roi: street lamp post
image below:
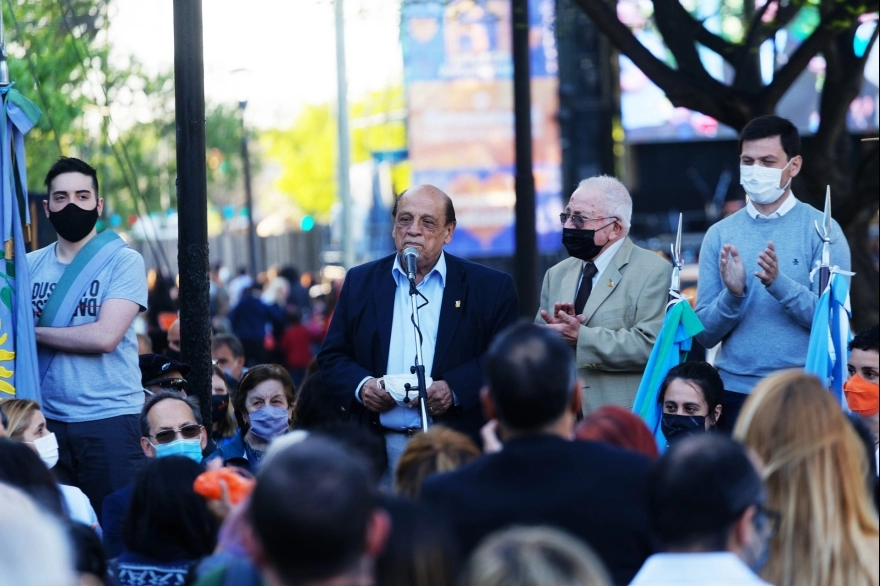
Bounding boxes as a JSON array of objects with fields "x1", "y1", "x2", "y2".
[{"x1": 233, "y1": 68, "x2": 259, "y2": 278}]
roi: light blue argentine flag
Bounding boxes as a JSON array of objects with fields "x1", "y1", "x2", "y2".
[
  {"x1": 805, "y1": 272, "x2": 852, "y2": 408},
  {"x1": 0, "y1": 85, "x2": 41, "y2": 401}
]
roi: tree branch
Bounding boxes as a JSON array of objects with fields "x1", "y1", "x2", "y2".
[
  {"x1": 571, "y1": 0, "x2": 682, "y2": 89},
  {"x1": 571, "y1": 0, "x2": 749, "y2": 126},
  {"x1": 758, "y1": 9, "x2": 842, "y2": 108},
  {"x1": 694, "y1": 23, "x2": 739, "y2": 63},
  {"x1": 653, "y1": 0, "x2": 711, "y2": 79}
]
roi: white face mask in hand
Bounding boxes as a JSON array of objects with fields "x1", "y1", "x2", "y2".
[
  {"x1": 740, "y1": 159, "x2": 792, "y2": 205},
  {"x1": 27, "y1": 432, "x2": 60, "y2": 469}
]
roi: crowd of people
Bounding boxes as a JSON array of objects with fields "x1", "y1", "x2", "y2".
[{"x1": 0, "y1": 114, "x2": 878, "y2": 586}]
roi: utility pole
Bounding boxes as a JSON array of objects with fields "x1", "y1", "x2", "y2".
[
  {"x1": 335, "y1": 0, "x2": 355, "y2": 270},
  {"x1": 233, "y1": 73, "x2": 259, "y2": 279},
  {"x1": 512, "y1": 0, "x2": 538, "y2": 316},
  {"x1": 173, "y1": 0, "x2": 212, "y2": 428}
]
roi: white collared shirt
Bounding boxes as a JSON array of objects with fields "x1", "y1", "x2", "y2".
[
  {"x1": 745, "y1": 192, "x2": 798, "y2": 220},
  {"x1": 576, "y1": 237, "x2": 626, "y2": 296},
  {"x1": 628, "y1": 552, "x2": 772, "y2": 586}
]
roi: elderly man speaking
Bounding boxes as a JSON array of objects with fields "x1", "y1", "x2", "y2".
[
  {"x1": 537, "y1": 176, "x2": 671, "y2": 413},
  {"x1": 319, "y1": 184, "x2": 519, "y2": 473}
]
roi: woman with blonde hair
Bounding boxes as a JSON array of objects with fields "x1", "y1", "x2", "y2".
[
  {"x1": 734, "y1": 370, "x2": 879, "y2": 586},
  {"x1": 0, "y1": 399, "x2": 99, "y2": 530}
]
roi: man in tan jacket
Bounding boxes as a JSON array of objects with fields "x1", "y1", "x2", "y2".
[{"x1": 536, "y1": 176, "x2": 671, "y2": 413}]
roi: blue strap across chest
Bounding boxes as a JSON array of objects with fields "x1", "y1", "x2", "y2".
[{"x1": 37, "y1": 230, "x2": 127, "y2": 381}]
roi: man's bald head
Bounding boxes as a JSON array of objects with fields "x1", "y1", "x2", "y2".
[{"x1": 392, "y1": 185, "x2": 456, "y2": 226}]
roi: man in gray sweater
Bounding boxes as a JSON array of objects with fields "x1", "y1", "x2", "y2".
[{"x1": 695, "y1": 115, "x2": 850, "y2": 430}]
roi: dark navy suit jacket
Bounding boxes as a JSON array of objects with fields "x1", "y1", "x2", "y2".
[
  {"x1": 101, "y1": 483, "x2": 133, "y2": 559},
  {"x1": 420, "y1": 435, "x2": 654, "y2": 586},
  {"x1": 317, "y1": 252, "x2": 519, "y2": 439}
]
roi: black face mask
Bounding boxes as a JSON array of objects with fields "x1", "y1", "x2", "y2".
[
  {"x1": 562, "y1": 226, "x2": 610, "y2": 261},
  {"x1": 661, "y1": 414, "x2": 707, "y2": 445},
  {"x1": 48, "y1": 203, "x2": 99, "y2": 243},
  {"x1": 165, "y1": 348, "x2": 182, "y2": 362},
  {"x1": 211, "y1": 394, "x2": 229, "y2": 423}
]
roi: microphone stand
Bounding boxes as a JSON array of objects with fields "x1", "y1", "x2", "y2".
[{"x1": 407, "y1": 276, "x2": 431, "y2": 433}]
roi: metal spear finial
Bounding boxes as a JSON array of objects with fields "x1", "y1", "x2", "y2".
[{"x1": 669, "y1": 213, "x2": 683, "y2": 299}]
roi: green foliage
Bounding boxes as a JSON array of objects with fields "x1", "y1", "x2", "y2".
[
  {"x1": 263, "y1": 86, "x2": 407, "y2": 218},
  {"x1": 4, "y1": 0, "x2": 254, "y2": 220},
  {"x1": 4, "y1": 0, "x2": 107, "y2": 191}
]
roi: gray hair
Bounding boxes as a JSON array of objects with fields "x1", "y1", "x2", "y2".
[
  {"x1": 140, "y1": 391, "x2": 203, "y2": 438},
  {"x1": 577, "y1": 175, "x2": 632, "y2": 233}
]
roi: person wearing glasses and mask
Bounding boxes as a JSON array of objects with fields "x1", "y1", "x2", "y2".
[
  {"x1": 139, "y1": 353, "x2": 191, "y2": 399},
  {"x1": 630, "y1": 434, "x2": 778, "y2": 586},
  {"x1": 101, "y1": 392, "x2": 208, "y2": 559},
  {"x1": 537, "y1": 175, "x2": 671, "y2": 413},
  {"x1": 695, "y1": 116, "x2": 850, "y2": 431}
]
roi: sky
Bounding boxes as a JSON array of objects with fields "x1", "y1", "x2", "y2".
[{"x1": 107, "y1": 0, "x2": 405, "y2": 129}]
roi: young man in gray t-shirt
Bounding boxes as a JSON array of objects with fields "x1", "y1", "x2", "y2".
[{"x1": 28, "y1": 157, "x2": 148, "y2": 518}]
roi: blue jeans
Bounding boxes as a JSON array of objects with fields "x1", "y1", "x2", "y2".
[{"x1": 382, "y1": 429, "x2": 417, "y2": 491}]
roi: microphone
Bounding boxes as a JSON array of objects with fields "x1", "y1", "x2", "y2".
[{"x1": 403, "y1": 247, "x2": 419, "y2": 283}]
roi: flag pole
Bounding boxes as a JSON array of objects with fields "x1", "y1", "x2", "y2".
[
  {"x1": 813, "y1": 186, "x2": 832, "y2": 293},
  {"x1": 1, "y1": 8, "x2": 10, "y2": 260},
  {"x1": 668, "y1": 213, "x2": 683, "y2": 305},
  {"x1": 0, "y1": 8, "x2": 9, "y2": 87}
]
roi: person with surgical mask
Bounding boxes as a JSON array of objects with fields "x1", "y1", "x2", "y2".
[
  {"x1": 0, "y1": 399, "x2": 100, "y2": 531},
  {"x1": 695, "y1": 115, "x2": 851, "y2": 432},
  {"x1": 208, "y1": 364, "x2": 295, "y2": 472},
  {"x1": 102, "y1": 391, "x2": 209, "y2": 559},
  {"x1": 845, "y1": 324, "x2": 879, "y2": 474}
]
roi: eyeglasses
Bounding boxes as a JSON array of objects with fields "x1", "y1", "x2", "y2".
[
  {"x1": 149, "y1": 378, "x2": 189, "y2": 392},
  {"x1": 753, "y1": 503, "x2": 781, "y2": 541},
  {"x1": 149, "y1": 423, "x2": 203, "y2": 445},
  {"x1": 559, "y1": 213, "x2": 617, "y2": 230}
]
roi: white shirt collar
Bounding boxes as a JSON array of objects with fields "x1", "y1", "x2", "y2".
[
  {"x1": 629, "y1": 552, "x2": 772, "y2": 586},
  {"x1": 746, "y1": 192, "x2": 798, "y2": 220},
  {"x1": 585, "y1": 236, "x2": 626, "y2": 276},
  {"x1": 392, "y1": 250, "x2": 447, "y2": 288}
]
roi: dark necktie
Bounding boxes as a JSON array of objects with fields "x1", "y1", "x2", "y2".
[{"x1": 574, "y1": 262, "x2": 598, "y2": 316}]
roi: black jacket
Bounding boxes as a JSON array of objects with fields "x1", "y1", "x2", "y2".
[{"x1": 420, "y1": 434, "x2": 654, "y2": 586}]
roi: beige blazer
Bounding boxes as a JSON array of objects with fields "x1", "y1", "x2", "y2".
[{"x1": 535, "y1": 237, "x2": 672, "y2": 413}]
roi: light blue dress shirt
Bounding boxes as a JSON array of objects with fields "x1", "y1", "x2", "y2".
[{"x1": 355, "y1": 252, "x2": 447, "y2": 430}]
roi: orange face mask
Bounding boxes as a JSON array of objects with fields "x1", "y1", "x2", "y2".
[{"x1": 843, "y1": 374, "x2": 880, "y2": 417}]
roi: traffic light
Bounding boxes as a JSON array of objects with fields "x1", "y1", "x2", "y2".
[{"x1": 300, "y1": 215, "x2": 315, "y2": 231}]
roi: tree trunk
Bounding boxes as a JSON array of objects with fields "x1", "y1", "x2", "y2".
[{"x1": 796, "y1": 30, "x2": 879, "y2": 330}]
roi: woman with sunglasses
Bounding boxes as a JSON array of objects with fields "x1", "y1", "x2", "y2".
[
  {"x1": 210, "y1": 364, "x2": 296, "y2": 472},
  {"x1": 0, "y1": 399, "x2": 100, "y2": 531},
  {"x1": 734, "y1": 371, "x2": 879, "y2": 586}
]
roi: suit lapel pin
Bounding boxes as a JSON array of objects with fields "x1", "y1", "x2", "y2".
[
  {"x1": 455, "y1": 300, "x2": 461, "y2": 308},
  {"x1": 607, "y1": 280, "x2": 614, "y2": 288}
]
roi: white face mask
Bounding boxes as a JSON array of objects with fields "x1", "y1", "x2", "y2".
[
  {"x1": 27, "y1": 432, "x2": 59, "y2": 469},
  {"x1": 740, "y1": 159, "x2": 793, "y2": 205}
]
